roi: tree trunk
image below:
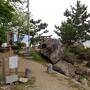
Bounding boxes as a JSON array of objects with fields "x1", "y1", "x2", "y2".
[{"x1": 0, "y1": 42, "x2": 2, "y2": 47}]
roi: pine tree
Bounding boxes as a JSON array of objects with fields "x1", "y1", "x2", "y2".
[
  {"x1": 30, "y1": 19, "x2": 48, "y2": 46},
  {"x1": 55, "y1": 0, "x2": 90, "y2": 46}
]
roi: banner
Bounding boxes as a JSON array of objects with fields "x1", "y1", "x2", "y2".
[{"x1": 9, "y1": 56, "x2": 18, "y2": 69}]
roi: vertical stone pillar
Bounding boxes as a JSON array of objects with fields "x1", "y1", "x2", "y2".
[
  {"x1": 47, "y1": 64, "x2": 53, "y2": 73},
  {"x1": 25, "y1": 68, "x2": 31, "y2": 79}
]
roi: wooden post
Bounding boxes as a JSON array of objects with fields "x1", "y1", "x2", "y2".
[
  {"x1": 2, "y1": 58, "x2": 5, "y2": 81},
  {"x1": 9, "y1": 45, "x2": 12, "y2": 75},
  {"x1": 15, "y1": 68, "x2": 18, "y2": 75},
  {"x1": 9, "y1": 45, "x2": 12, "y2": 56}
]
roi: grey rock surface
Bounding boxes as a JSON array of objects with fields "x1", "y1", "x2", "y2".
[
  {"x1": 40, "y1": 38, "x2": 64, "y2": 64},
  {"x1": 53, "y1": 60, "x2": 76, "y2": 77}
]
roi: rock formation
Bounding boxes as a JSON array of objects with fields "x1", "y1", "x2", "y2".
[
  {"x1": 39, "y1": 37, "x2": 90, "y2": 83},
  {"x1": 40, "y1": 38, "x2": 64, "y2": 64}
]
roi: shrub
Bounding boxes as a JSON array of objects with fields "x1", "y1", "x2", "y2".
[
  {"x1": 63, "y1": 47, "x2": 84, "y2": 64},
  {"x1": 77, "y1": 48, "x2": 90, "y2": 61},
  {"x1": 86, "y1": 62, "x2": 90, "y2": 68},
  {"x1": 65, "y1": 47, "x2": 84, "y2": 55},
  {"x1": 63, "y1": 48, "x2": 82, "y2": 64},
  {"x1": 30, "y1": 51, "x2": 46, "y2": 64},
  {"x1": 12, "y1": 41, "x2": 25, "y2": 54},
  {"x1": 65, "y1": 47, "x2": 90, "y2": 61}
]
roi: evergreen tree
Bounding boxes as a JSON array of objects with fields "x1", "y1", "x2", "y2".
[
  {"x1": 55, "y1": 0, "x2": 90, "y2": 46},
  {"x1": 30, "y1": 19, "x2": 48, "y2": 45}
]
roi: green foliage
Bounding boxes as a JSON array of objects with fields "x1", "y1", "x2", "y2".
[
  {"x1": 86, "y1": 61, "x2": 90, "y2": 67},
  {"x1": 55, "y1": 0, "x2": 90, "y2": 46},
  {"x1": 63, "y1": 51, "x2": 77, "y2": 64},
  {"x1": 77, "y1": 48, "x2": 90, "y2": 60},
  {"x1": 30, "y1": 51, "x2": 46, "y2": 64},
  {"x1": 11, "y1": 12, "x2": 27, "y2": 41},
  {"x1": 63, "y1": 47, "x2": 82, "y2": 64},
  {"x1": 29, "y1": 19, "x2": 48, "y2": 46},
  {"x1": 0, "y1": 0, "x2": 15, "y2": 23},
  {"x1": 0, "y1": 73, "x2": 3, "y2": 82},
  {"x1": 0, "y1": 0, "x2": 48, "y2": 47},
  {"x1": 12, "y1": 41, "x2": 25, "y2": 54},
  {"x1": 64, "y1": 46, "x2": 90, "y2": 62},
  {"x1": 0, "y1": 0, "x2": 16, "y2": 46},
  {"x1": 65, "y1": 47, "x2": 84, "y2": 55},
  {"x1": 0, "y1": 27, "x2": 7, "y2": 46},
  {"x1": 55, "y1": 22, "x2": 77, "y2": 45}
]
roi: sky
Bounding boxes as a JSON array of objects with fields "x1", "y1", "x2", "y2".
[
  {"x1": 26, "y1": 0, "x2": 90, "y2": 47},
  {"x1": 30, "y1": 0, "x2": 90, "y2": 38}
]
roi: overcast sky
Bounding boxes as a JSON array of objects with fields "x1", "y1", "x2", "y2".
[
  {"x1": 30, "y1": 0, "x2": 90, "y2": 39},
  {"x1": 21, "y1": 0, "x2": 90, "y2": 47}
]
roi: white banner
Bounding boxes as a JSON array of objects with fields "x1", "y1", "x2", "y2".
[{"x1": 9, "y1": 56, "x2": 18, "y2": 69}]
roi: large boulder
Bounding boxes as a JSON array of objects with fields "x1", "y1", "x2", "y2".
[
  {"x1": 53, "y1": 60, "x2": 76, "y2": 77},
  {"x1": 40, "y1": 38, "x2": 64, "y2": 64}
]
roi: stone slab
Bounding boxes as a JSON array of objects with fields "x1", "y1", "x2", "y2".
[
  {"x1": 19, "y1": 77, "x2": 28, "y2": 83},
  {"x1": 5, "y1": 75, "x2": 18, "y2": 84}
]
